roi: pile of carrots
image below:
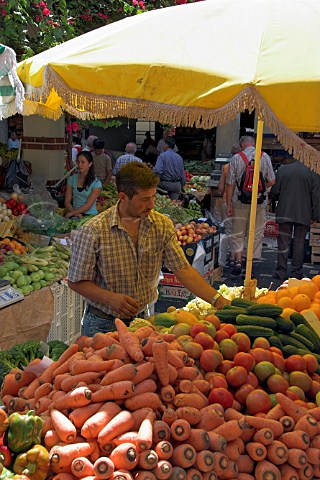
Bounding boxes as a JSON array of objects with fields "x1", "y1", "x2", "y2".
[{"x1": 2, "y1": 318, "x2": 320, "y2": 480}]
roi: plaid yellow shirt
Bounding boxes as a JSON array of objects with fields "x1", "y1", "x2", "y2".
[{"x1": 68, "y1": 202, "x2": 189, "y2": 315}]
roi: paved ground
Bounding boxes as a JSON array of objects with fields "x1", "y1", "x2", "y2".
[{"x1": 213, "y1": 236, "x2": 320, "y2": 291}]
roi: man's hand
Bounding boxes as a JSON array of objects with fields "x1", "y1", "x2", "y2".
[
  {"x1": 226, "y1": 204, "x2": 234, "y2": 217},
  {"x1": 108, "y1": 292, "x2": 140, "y2": 318},
  {"x1": 215, "y1": 295, "x2": 231, "y2": 309}
]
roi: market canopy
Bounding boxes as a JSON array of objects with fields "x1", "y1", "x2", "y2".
[{"x1": 17, "y1": 0, "x2": 320, "y2": 170}]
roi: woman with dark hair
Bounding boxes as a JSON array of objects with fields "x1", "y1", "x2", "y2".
[{"x1": 64, "y1": 151, "x2": 102, "y2": 218}]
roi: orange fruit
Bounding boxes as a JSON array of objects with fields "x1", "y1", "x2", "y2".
[
  {"x1": 310, "y1": 303, "x2": 320, "y2": 319},
  {"x1": 281, "y1": 307, "x2": 296, "y2": 319},
  {"x1": 298, "y1": 282, "x2": 318, "y2": 300},
  {"x1": 275, "y1": 288, "x2": 291, "y2": 302},
  {"x1": 276, "y1": 296, "x2": 294, "y2": 309},
  {"x1": 293, "y1": 294, "x2": 312, "y2": 312},
  {"x1": 312, "y1": 274, "x2": 320, "y2": 289},
  {"x1": 256, "y1": 296, "x2": 269, "y2": 304},
  {"x1": 287, "y1": 286, "x2": 299, "y2": 298},
  {"x1": 314, "y1": 291, "x2": 320, "y2": 301}
]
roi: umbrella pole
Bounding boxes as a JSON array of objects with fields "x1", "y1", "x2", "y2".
[{"x1": 243, "y1": 117, "x2": 264, "y2": 300}]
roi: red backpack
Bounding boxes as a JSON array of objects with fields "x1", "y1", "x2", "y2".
[{"x1": 237, "y1": 151, "x2": 266, "y2": 204}]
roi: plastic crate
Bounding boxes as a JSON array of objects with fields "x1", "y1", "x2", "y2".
[{"x1": 47, "y1": 282, "x2": 85, "y2": 344}]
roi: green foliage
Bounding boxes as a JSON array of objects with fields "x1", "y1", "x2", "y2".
[
  {"x1": 47, "y1": 339, "x2": 69, "y2": 361},
  {"x1": 0, "y1": 0, "x2": 194, "y2": 60}
]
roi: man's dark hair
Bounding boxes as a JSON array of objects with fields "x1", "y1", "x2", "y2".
[
  {"x1": 164, "y1": 137, "x2": 176, "y2": 149},
  {"x1": 116, "y1": 162, "x2": 159, "y2": 199},
  {"x1": 93, "y1": 138, "x2": 105, "y2": 149}
]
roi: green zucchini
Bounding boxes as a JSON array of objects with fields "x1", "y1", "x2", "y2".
[
  {"x1": 236, "y1": 325, "x2": 275, "y2": 338},
  {"x1": 277, "y1": 333, "x2": 311, "y2": 352},
  {"x1": 231, "y1": 298, "x2": 255, "y2": 309},
  {"x1": 295, "y1": 324, "x2": 320, "y2": 352},
  {"x1": 289, "y1": 331, "x2": 314, "y2": 351},
  {"x1": 216, "y1": 308, "x2": 246, "y2": 323},
  {"x1": 236, "y1": 314, "x2": 277, "y2": 329},
  {"x1": 274, "y1": 316, "x2": 295, "y2": 333},
  {"x1": 246, "y1": 304, "x2": 283, "y2": 318},
  {"x1": 268, "y1": 335, "x2": 283, "y2": 349}
]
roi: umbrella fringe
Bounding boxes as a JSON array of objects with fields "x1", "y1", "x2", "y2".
[{"x1": 24, "y1": 67, "x2": 320, "y2": 172}]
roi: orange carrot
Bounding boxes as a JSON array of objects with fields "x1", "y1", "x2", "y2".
[
  {"x1": 211, "y1": 452, "x2": 229, "y2": 477},
  {"x1": 154, "y1": 441, "x2": 173, "y2": 461},
  {"x1": 131, "y1": 379, "x2": 157, "y2": 397},
  {"x1": 218, "y1": 459, "x2": 238, "y2": 479},
  {"x1": 168, "y1": 364, "x2": 178, "y2": 384},
  {"x1": 274, "y1": 393, "x2": 308, "y2": 422},
  {"x1": 93, "y1": 344, "x2": 129, "y2": 363},
  {"x1": 136, "y1": 410, "x2": 155, "y2": 452},
  {"x1": 279, "y1": 464, "x2": 299, "y2": 480},
  {"x1": 135, "y1": 472, "x2": 157, "y2": 480},
  {"x1": 305, "y1": 446, "x2": 320, "y2": 464},
  {"x1": 177, "y1": 367, "x2": 199, "y2": 381},
  {"x1": 223, "y1": 408, "x2": 243, "y2": 421},
  {"x1": 125, "y1": 392, "x2": 161, "y2": 412},
  {"x1": 167, "y1": 350, "x2": 184, "y2": 368},
  {"x1": 223, "y1": 439, "x2": 242, "y2": 461},
  {"x1": 254, "y1": 460, "x2": 281, "y2": 480},
  {"x1": 296, "y1": 463, "x2": 313, "y2": 480},
  {"x1": 152, "y1": 420, "x2": 171, "y2": 443},
  {"x1": 207, "y1": 431, "x2": 227, "y2": 452},
  {"x1": 113, "y1": 432, "x2": 139, "y2": 447},
  {"x1": 52, "y1": 474, "x2": 76, "y2": 480},
  {"x1": 34, "y1": 397, "x2": 53, "y2": 415},
  {"x1": 152, "y1": 460, "x2": 173, "y2": 480},
  {"x1": 132, "y1": 408, "x2": 155, "y2": 431},
  {"x1": 98, "y1": 411, "x2": 135, "y2": 446},
  {"x1": 91, "y1": 331, "x2": 119, "y2": 349},
  {"x1": 53, "y1": 373, "x2": 71, "y2": 391},
  {"x1": 134, "y1": 326, "x2": 155, "y2": 341},
  {"x1": 53, "y1": 352, "x2": 85, "y2": 378},
  {"x1": 133, "y1": 362, "x2": 155, "y2": 384},
  {"x1": 162, "y1": 408, "x2": 178, "y2": 426},
  {"x1": 52, "y1": 386, "x2": 92, "y2": 411},
  {"x1": 69, "y1": 402, "x2": 103, "y2": 428},
  {"x1": 306, "y1": 406, "x2": 320, "y2": 420},
  {"x1": 186, "y1": 429, "x2": 211, "y2": 451},
  {"x1": 175, "y1": 407, "x2": 201, "y2": 426},
  {"x1": 194, "y1": 450, "x2": 215, "y2": 472},
  {"x1": 138, "y1": 450, "x2": 159, "y2": 470},
  {"x1": 81, "y1": 402, "x2": 122, "y2": 439},
  {"x1": 60, "y1": 372, "x2": 101, "y2": 392},
  {"x1": 202, "y1": 473, "x2": 218, "y2": 480},
  {"x1": 186, "y1": 468, "x2": 203, "y2": 480},
  {"x1": 152, "y1": 340, "x2": 169, "y2": 387},
  {"x1": 91, "y1": 381, "x2": 135, "y2": 403},
  {"x1": 170, "y1": 419, "x2": 191, "y2": 442},
  {"x1": 111, "y1": 470, "x2": 134, "y2": 480},
  {"x1": 197, "y1": 409, "x2": 224, "y2": 431},
  {"x1": 237, "y1": 454, "x2": 254, "y2": 474},
  {"x1": 0, "y1": 394, "x2": 13, "y2": 409},
  {"x1": 34, "y1": 382, "x2": 53, "y2": 401},
  {"x1": 245, "y1": 442, "x2": 267, "y2": 462},
  {"x1": 44, "y1": 429, "x2": 60, "y2": 449},
  {"x1": 174, "y1": 394, "x2": 205, "y2": 410},
  {"x1": 160, "y1": 385, "x2": 175, "y2": 404},
  {"x1": 279, "y1": 415, "x2": 295, "y2": 432},
  {"x1": 51, "y1": 409, "x2": 77, "y2": 443},
  {"x1": 313, "y1": 465, "x2": 320, "y2": 478},
  {"x1": 71, "y1": 359, "x2": 115, "y2": 376},
  {"x1": 253, "y1": 428, "x2": 274, "y2": 445},
  {"x1": 101, "y1": 363, "x2": 137, "y2": 386},
  {"x1": 171, "y1": 444, "x2": 196, "y2": 468},
  {"x1": 213, "y1": 420, "x2": 242, "y2": 442},
  {"x1": 193, "y1": 380, "x2": 211, "y2": 395},
  {"x1": 236, "y1": 475, "x2": 255, "y2": 480},
  {"x1": 21, "y1": 377, "x2": 41, "y2": 400},
  {"x1": 244, "y1": 415, "x2": 284, "y2": 438},
  {"x1": 71, "y1": 457, "x2": 94, "y2": 478},
  {"x1": 40, "y1": 413, "x2": 53, "y2": 436},
  {"x1": 109, "y1": 442, "x2": 139, "y2": 470},
  {"x1": 115, "y1": 318, "x2": 144, "y2": 363},
  {"x1": 100, "y1": 441, "x2": 116, "y2": 456},
  {"x1": 287, "y1": 448, "x2": 308, "y2": 468},
  {"x1": 93, "y1": 457, "x2": 115, "y2": 479},
  {"x1": 50, "y1": 442, "x2": 93, "y2": 468},
  {"x1": 280, "y1": 430, "x2": 310, "y2": 450},
  {"x1": 310, "y1": 434, "x2": 320, "y2": 448},
  {"x1": 265, "y1": 404, "x2": 286, "y2": 420},
  {"x1": 294, "y1": 415, "x2": 318, "y2": 438}
]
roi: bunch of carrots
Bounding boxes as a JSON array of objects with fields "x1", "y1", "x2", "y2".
[{"x1": 1, "y1": 319, "x2": 320, "y2": 480}]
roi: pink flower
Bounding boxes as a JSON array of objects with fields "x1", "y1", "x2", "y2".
[
  {"x1": 35, "y1": 14, "x2": 40, "y2": 21},
  {"x1": 39, "y1": 1, "x2": 46, "y2": 6},
  {"x1": 118, "y1": 7, "x2": 123, "y2": 11},
  {"x1": 67, "y1": 19, "x2": 75, "y2": 24},
  {"x1": 48, "y1": 19, "x2": 53, "y2": 24},
  {"x1": 139, "y1": 0, "x2": 144, "y2": 5},
  {"x1": 34, "y1": 3, "x2": 39, "y2": 7},
  {"x1": 42, "y1": 7, "x2": 50, "y2": 15},
  {"x1": 1, "y1": 8, "x2": 6, "y2": 16},
  {"x1": 71, "y1": 122, "x2": 79, "y2": 132},
  {"x1": 132, "y1": 0, "x2": 138, "y2": 5}
]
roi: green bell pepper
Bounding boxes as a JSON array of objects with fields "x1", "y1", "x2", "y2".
[
  {"x1": 7, "y1": 410, "x2": 43, "y2": 453},
  {"x1": 0, "y1": 466, "x2": 15, "y2": 479}
]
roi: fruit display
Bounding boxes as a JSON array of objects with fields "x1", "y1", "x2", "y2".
[
  {"x1": 5, "y1": 197, "x2": 29, "y2": 217},
  {"x1": 97, "y1": 183, "x2": 119, "y2": 211},
  {"x1": 0, "y1": 306, "x2": 320, "y2": 479},
  {"x1": 175, "y1": 221, "x2": 217, "y2": 246},
  {"x1": 185, "y1": 175, "x2": 210, "y2": 194},
  {"x1": 154, "y1": 194, "x2": 202, "y2": 224},
  {"x1": 0, "y1": 238, "x2": 28, "y2": 264}
]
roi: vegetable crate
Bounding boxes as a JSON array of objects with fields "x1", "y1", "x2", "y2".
[
  {"x1": 47, "y1": 282, "x2": 85, "y2": 344},
  {"x1": 309, "y1": 224, "x2": 320, "y2": 263}
]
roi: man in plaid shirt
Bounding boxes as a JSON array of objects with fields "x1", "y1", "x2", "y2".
[{"x1": 68, "y1": 162, "x2": 229, "y2": 335}]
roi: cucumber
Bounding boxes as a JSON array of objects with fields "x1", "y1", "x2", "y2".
[
  {"x1": 269, "y1": 335, "x2": 283, "y2": 349},
  {"x1": 216, "y1": 308, "x2": 246, "y2": 323},
  {"x1": 289, "y1": 331, "x2": 314, "y2": 351},
  {"x1": 236, "y1": 314, "x2": 277, "y2": 329},
  {"x1": 236, "y1": 326, "x2": 275, "y2": 338},
  {"x1": 277, "y1": 333, "x2": 311, "y2": 352},
  {"x1": 246, "y1": 304, "x2": 283, "y2": 317},
  {"x1": 231, "y1": 298, "x2": 255, "y2": 309},
  {"x1": 282, "y1": 345, "x2": 310, "y2": 358},
  {"x1": 295, "y1": 324, "x2": 320, "y2": 352},
  {"x1": 290, "y1": 312, "x2": 310, "y2": 327},
  {"x1": 274, "y1": 316, "x2": 295, "y2": 333}
]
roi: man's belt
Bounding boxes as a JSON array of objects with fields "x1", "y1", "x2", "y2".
[{"x1": 87, "y1": 304, "x2": 144, "y2": 323}]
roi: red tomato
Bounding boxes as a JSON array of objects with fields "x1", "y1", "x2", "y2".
[
  {"x1": 267, "y1": 374, "x2": 289, "y2": 394},
  {"x1": 214, "y1": 330, "x2": 230, "y2": 343},
  {"x1": 199, "y1": 349, "x2": 223, "y2": 372},
  {"x1": 246, "y1": 371, "x2": 259, "y2": 388},
  {"x1": 204, "y1": 314, "x2": 221, "y2": 330},
  {"x1": 303, "y1": 354, "x2": 318, "y2": 374},
  {"x1": 231, "y1": 332, "x2": 251, "y2": 353},
  {"x1": 308, "y1": 380, "x2": 320, "y2": 401},
  {"x1": 221, "y1": 323, "x2": 238, "y2": 337},
  {"x1": 285, "y1": 355, "x2": 307, "y2": 373},
  {"x1": 285, "y1": 389, "x2": 300, "y2": 401},
  {"x1": 226, "y1": 366, "x2": 248, "y2": 388},
  {"x1": 289, "y1": 371, "x2": 312, "y2": 393},
  {"x1": 252, "y1": 337, "x2": 271, "y2": 349},
  {"x1": 234, "y1": 383, "x2": 256, "y2": 404},
  {"x1": 272, "y1": 353, "x2": 286, "y2": 372},
  {"x1": 208, "y1": 387, "x2": 234, "y2": 409},
  {"x1": 245, "y1": 389, "x2": 272, "y2": 414},
  {"x1": 209, "y1": 375, "x2": 228, "y2": 390},
  {"x1": 233, "y1": 352, "x2": 256, "y2": 372},
  {"x1": 250, "y1": 348, "x2": 274, "y2": 364},
  {"x1": 219, "y1": 339, "x2": 238, "y2": 360},
  {"x1": 269, "y1": 346, "x2": 283, "y2": 356},
  {"x1": 216, "y1": 360, "x2": 234, "y2": 375},
  {"x1": 204, "y1": 371, "x2": 225, "y2": 382}
]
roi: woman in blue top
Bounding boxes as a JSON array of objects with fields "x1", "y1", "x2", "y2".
[{"x1": 65, "y1": 151, "x2": 102, "y2": 218}]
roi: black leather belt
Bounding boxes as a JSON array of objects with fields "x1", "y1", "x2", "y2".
[{"x1": 87, "y1": 304, "x2": 144, "y2": 324}]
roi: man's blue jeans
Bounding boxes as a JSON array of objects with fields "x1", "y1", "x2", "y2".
[{"x1": 81, "y1": 304, "x2": 134, "y2": 336}]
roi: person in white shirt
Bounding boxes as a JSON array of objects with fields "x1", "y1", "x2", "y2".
[{"x1": 7, "y1": 130, "x2": 20, "y2": 150}]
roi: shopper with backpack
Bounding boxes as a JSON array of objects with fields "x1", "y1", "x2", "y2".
[{"x1": 226, "y1": 135, "x2": 275, "y2": 276}]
